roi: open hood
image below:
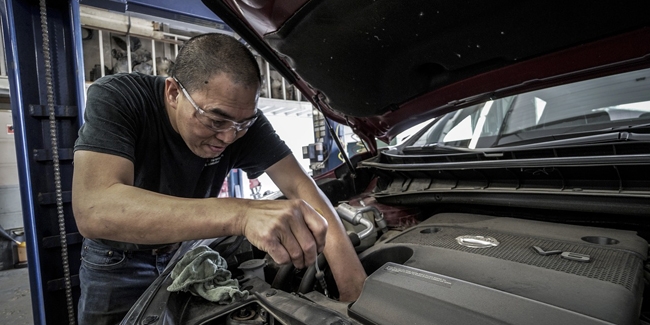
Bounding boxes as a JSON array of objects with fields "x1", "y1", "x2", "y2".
[{"x1": 202, "y1": 0, "x2": 650, "y2": 147}]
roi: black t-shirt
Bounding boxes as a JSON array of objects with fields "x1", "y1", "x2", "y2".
[{"x1": 75, "y1": 72, "x2": 292, "y2": 199}]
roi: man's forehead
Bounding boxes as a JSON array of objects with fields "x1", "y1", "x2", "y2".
[{"x1": 193, "y1": 74, "x2": 259, "y2": 118}]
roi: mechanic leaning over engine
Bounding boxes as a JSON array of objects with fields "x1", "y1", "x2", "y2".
[{"x1": 71, "y1": 33, "x2": 367, "y2": 325}]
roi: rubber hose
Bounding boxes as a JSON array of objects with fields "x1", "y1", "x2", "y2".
[
  {"x1": 271, "y1": 264, "x2": 295, "y2": 290},
  {"x1": 298, "y1": 253, "x2": 328, "y2": 294}
]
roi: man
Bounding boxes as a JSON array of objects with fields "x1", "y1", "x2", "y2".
[{"x1": 72, "y1": 33, "x2": 367, "y2": 325}]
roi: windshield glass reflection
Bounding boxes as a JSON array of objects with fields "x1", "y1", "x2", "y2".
[{"x1": 407, "y1": 68, "x2": 650, "y2": 149}]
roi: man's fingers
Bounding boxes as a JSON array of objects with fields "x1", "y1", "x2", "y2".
[
  {"x1": 301, "y1": 205, "x2": 328, "y2": 254},
  {"x1": 279, "y1": 203, "x2": 327, "y2": 268},
  {"x1": 266, "y1": 233, "x2": 311, "y2": 269},
  {"x1": 287, "y1": 220, "x2": 318, "y2": 268},
  {"x1": 268, "y1": 203, "x2": 326, "y2": 268},
  {"x1": 265, "y1": 240, "x2": 291, "y2": 266},
  {"x1": 280, "y1": 229, "x2": 311, "y2": 268},
  {"x1": 243, "y1": 199, "x2": 328, "y2": 269}
]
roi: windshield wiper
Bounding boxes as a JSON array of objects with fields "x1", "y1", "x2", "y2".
[
  {"x1": 400, "y1": 124, "x2": 650, "y2": 155},
  {"x1": 495, "y1": 129, "x2": 650, "y2": 149},
  {"x1": 402, "y1": 143, "x2": 477, "y2": 154}
]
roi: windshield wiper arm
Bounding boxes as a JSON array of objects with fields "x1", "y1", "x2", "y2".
[
  {"x1": 496, "y1": 131, "x2": 650, "y2": 149},
  {"x1": 403, "y1": 143, "x2": 475, "y2": 153}
]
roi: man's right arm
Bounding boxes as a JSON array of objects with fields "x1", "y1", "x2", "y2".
[
  {"x1": 72, "y1": 150, "x2": 233, "y2": 244},
  {"x1": 72, "y1": 150, "x2": 326, "y2": 268}
]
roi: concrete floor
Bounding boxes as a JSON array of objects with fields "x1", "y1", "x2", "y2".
[{"x1": 0, "y1": 267, "x2": 34, "y2": 325}]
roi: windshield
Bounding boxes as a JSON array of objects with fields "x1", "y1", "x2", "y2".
[{"x1": 409, "y1": 68, "x2": 650, "y2": 149}]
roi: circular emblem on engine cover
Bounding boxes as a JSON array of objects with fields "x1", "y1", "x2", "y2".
[{"x1": 456, "y1": 235, "x2": 499, "y2": 248}]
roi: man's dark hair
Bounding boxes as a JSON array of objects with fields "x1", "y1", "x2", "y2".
[{"x1": 169, "y1": 33, "x2": 261, "y2": 93}]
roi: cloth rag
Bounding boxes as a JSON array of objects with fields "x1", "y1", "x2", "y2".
[{"x1": 167, "y1": 245, "x2": 249, "y2": 304}]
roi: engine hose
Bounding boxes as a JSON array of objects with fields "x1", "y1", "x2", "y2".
[
  {"x1": 298, "y1": 253, "x2": 327, "y2": 294},
  {"x1": 275, "y1": 232, "x2": 361, "y2": 295},
  {"x1": 207, "y1": 236, "x2": 232, "y2": 250},
  {"x1": 221, "y1": 236, "x2": 244, "y2": 260},
  {"x1": 271, "y1": 264, "x2": 294, "y2": 291}
]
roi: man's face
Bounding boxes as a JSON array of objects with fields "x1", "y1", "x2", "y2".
[{"x1": 169, "y1": 74, "x2": 259, "y2": 158}]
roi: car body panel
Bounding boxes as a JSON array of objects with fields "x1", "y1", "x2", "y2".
[{"x1": 203, "y1": 0, "x2": 650, "y2": 147}]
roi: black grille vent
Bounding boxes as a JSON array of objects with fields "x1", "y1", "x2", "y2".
[{"x1": 391, "y1": 227, "x2": 642, "y2": 291}]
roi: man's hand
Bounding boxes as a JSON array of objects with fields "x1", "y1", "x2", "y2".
[{"x1": 240, "y1": 199, "x2": 328, "y2": 269}]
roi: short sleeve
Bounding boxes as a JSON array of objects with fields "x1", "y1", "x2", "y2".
[{"x1": 74, "y1": 77, "x2": 144, "y2": 162}]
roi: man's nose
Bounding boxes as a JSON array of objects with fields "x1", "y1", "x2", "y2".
[{"x1": 216, "y1": 127, "x2": 238, "y2": 144}]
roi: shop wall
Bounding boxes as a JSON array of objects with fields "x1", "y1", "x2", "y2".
[{"x1": 0, "y1": 110, "x2": 22, "y2": 230}]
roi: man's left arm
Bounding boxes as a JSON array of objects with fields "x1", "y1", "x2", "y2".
[{"x1": 266, "y1": 155, "x2": 367, "y2": 302}]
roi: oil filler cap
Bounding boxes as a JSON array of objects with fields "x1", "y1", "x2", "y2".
[{"x1": 456, "y1": 235, "x2": 499, "y2": 248}]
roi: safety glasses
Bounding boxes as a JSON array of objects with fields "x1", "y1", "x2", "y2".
[{"x1": 173, "y1": 77, "x2": 259, "y2": 133}]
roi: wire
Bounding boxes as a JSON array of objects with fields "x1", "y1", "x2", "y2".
[{"x1": 314, "y1": 257, "x2": 329, "y2": 297}]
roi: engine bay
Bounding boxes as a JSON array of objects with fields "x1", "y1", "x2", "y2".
[{"x1": 122, "y1": 205, "x2": 648, "y2": 325}]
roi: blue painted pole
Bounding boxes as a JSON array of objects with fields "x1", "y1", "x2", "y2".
[
  {"x1": 1, "y1": 1, "x2": 48, "y2": 323},
  {"x1": 1, "y1": 0, "x2": 85, "y2": 323}
]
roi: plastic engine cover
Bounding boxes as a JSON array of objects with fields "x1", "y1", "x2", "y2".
[{"x1": 349, "y1": 213, "x2": 647, "y2": 325}]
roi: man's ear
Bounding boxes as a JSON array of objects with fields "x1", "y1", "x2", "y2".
[{"x1": 165, "y1": 77, "x2": 180, "y2": 109}]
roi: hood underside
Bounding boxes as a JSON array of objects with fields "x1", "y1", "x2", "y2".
[{"x1": 204, "y1": 0, "x2": 650, "y2": 144}]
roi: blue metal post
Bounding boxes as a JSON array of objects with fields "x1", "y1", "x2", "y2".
[
  {"x1": 229, "y1": 169, "x2": 244, "y2": 198},
  {"x1": 1, "y1": 0, "x2": 85, "y2": 324}
]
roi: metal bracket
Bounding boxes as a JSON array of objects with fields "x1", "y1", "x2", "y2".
[{"x1": 29, "y1": 104, "x2": 78, "y2": 118}]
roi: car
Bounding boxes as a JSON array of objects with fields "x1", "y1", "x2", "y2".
[{"x1": 122, "y1": 1, "x2": 650, "y2": 324}]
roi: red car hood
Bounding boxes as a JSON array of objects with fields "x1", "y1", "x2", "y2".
[{"x1": 202, "y1": 0, "x2": 650, "y2": 151}]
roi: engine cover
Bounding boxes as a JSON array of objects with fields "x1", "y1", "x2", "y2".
[{"x1": 349, "y1": 213, "x2": 647, "y2": 325}]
